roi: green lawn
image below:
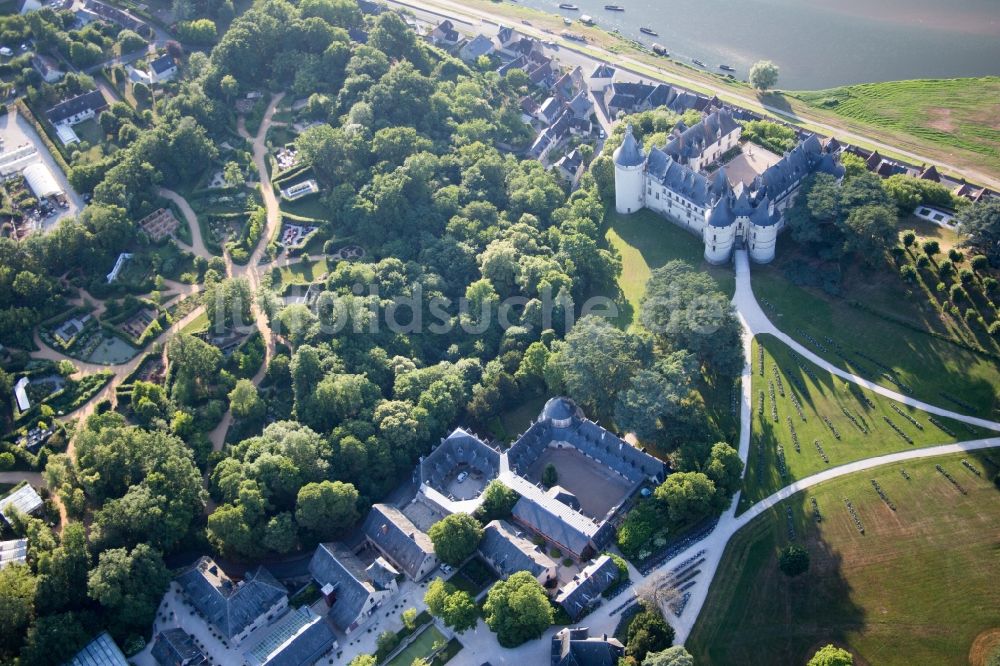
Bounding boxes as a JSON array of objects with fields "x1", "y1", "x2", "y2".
[
  {"x1": 790, "y1": 77, "x2": 1000, "y2": 178},
  {"x1": 180, "y1": 310, "x2": 209, "y2": 335},
  {"x1": 274, "y1": 258, "x2": 330, "y2": 288},
  {"x1": 280, "y1": 194, "x2": 327, "y2": 221},
  {"x1": 385, "y1": 624, "x2": 448, "y2": 666},
  {"x1": 689, "y1": 451, "x2": 1000, "y2": 666},
  {"x1": 740, "y1": 334, "x2": 989, "y2": 509},
  {"x1": 751, "y1": 246, "x2": 1000, "y2": 420},
  {"x1": 604, "y1": 208, "x2": 734, "y2": 328}
]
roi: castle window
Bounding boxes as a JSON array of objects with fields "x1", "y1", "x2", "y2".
[{"x1": 655, "y1": 192, "x2": 659, "y2": 200}]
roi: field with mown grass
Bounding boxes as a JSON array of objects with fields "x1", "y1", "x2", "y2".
[
  {"x1": 689, "y1": 450, "x2": 1000, "y2": 666},
  {"x1": 750, "y1": 228, "x2": 1000, "y2": 420},
  {"x1": 604, "y1": 208, "x2": 734, "y2": 327},
  {"x1": 790, "y1": 77, "x2": 1000, "y2": 178},
  {"x1": 740, "y1": 334, "x2": 990, "y2": 509}
]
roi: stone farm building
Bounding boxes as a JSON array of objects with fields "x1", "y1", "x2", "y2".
[
  {"x1": 613, "y1": 109, "x2": 845, "y2": 264},
  {"x1": 307, "y1": 543, "x2": 398, "y2": 634},
  {"x1": 421, "y1": 397, "x2": 665, "y2": 562},
  {"x1": 176, "y1": 557, "x2": 289, "y2": 646},
  {"x1": 361, "y1": 503, "x2": 439, "y2": 580}
]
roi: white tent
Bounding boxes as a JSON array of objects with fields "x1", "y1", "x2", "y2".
[{"x1": 22, "y1": 162, "x2": 62, "y2": 198}]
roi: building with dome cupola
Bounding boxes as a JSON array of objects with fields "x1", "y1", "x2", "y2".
[{"x1": 613, "y1": 108, "x2": 845, "y2": 264}]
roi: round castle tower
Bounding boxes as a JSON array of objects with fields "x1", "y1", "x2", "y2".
[
  {"x1": 613, "y1": 124, "x2": 645, "y2": 215},
  {"x1": 748, "y1": 195, "x2": 778, "y2": 264}
]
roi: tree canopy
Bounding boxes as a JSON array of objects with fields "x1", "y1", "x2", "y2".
[{"x1": 482, "y1": 571, "x2": 553, "y2": 646}]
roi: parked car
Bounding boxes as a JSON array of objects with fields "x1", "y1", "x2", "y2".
[
  {"x1": 440, "y1": 563, "x2": 454, "y2": 574},
  {"x1": 456, "y1": 471, "x2": 469, "y2": 483}
]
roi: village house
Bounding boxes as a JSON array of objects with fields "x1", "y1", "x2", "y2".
[
  {"x1": 428, "y1": 19, "x2": 460, "y2": 47},
  {"x1": 551, "y1": 627, "x2": 625, "y2": 666},
  {"x1": 458, "y1": 34, "x2": 494, "y2": 62}
]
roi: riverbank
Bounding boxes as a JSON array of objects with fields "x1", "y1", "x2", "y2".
[
  {"x1": 401, "y1": 0, "x2": 1000, "y2": 187},
  {"x1": 789, "y1": 77, "x2": 1000, "y2": 178}
]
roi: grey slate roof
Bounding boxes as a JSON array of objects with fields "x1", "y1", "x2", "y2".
[
  {"x1": 308, "y1": 544, "x2": 377, "y2": 632},
  {"x1": 708, "y1": 196, "x2": 735, "y2": 228},
  {"x1": 244, "y1": 607, "x2": 336, "y2": 666},
  {"x1": 151, "y1": 628, "x2": 205, "y2": 666},
  {"x1": 566, "y1": 91, "x2": 592, "y2": 119},
  {"x1": 555, "y1": 555, "x2": 620, "y2": 620},
  {"x1": 479, "y1": 520, "x2": 557, "y2": 579},
  {"x1": 759, "y1": 132, "x2": 841, "y2": 200},
  {"x1": 461, "y1": 34, "x2": 494, "y2": 60},
  {"x1": 589, "y1": 64, "x2": 615, "y2": 79},
  {"x1": 613, "y1": 125, "x2": 644, "y2": 168},
  {"x1": 750, "y1": 194, "x2": 778, "y2": 227},
  {"x1": 539, "y1": 96, "x2": 563, "y2": 124},
  {"x1": 421, "y1": 427, "x2": 500, "y2": 493},
  {"x1": 68, "y1": 632, "x2": 128, "y2": 666},
  {"x1": 547, "y1": 485, "x2": 581, "y2": 511},
  {"x1": 362, "y1": 504, "x2": 436, "y2": 580},
  {"x1": 645, "y1": 149, "x2": 713, "y2": 207},
  {"x1": 46, "y1": 89, "x2": 106, "y2": 124},
  {"x1": 541, "y1": 396, "x2": 579, "y2": 422},
  {"x1": 177, "y1": 557, "x2": 287, "y2": 641},
  {"x1": 149, "y1": 53, "x2": 175, "y2": 75},
  {"x1": 365, "y1": 557, "x2": 399, "y2": 590},
  {"x1": 551, "y1": 627, "x2": 625, "y2": 666},
  {"x1": 663, "y1": 108, "x2": 739, "y2": 163},
  {"x1": 512, "y1": 495, "x2": 594, "y2": 558}
]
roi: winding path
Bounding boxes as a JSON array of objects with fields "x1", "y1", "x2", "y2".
[
  {"x1": 667, "y1": 250, "x2": 1000, "y2": 642},
  {"x1": 732, "y1": 251, "x2": 1000, "y2": 432}
]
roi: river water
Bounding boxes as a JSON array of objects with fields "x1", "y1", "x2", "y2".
[{"x1": 513, "y1": 0, "x2": 1000, "y2": 89}]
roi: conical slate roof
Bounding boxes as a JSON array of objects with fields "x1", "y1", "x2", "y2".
[{"x1": 613, "y1": 124, "x2": 644, "y2": 167}]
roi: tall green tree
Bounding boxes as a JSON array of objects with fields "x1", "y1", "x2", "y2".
[
  {"x1": 295, "y1": 480, "x2": 360, "y2": 540},
  {"x1": 482, "y1": 571, "x2": 553, "y2": 647},
  {"x1": 808, "y1": 644, "x2": 854, "y2": 666},
  {"x1": 749, "y1": 60, "x2": 779, "y2": 91},
  {"x1": 87, "y1": 544, "x2": 170, "y2": 638},
  {"x1": 428, "y1": 513, "x2": 483, "y2": 565},
  {"x1": 959, "y1": 198, "x2": 1000, "y2": 265}
]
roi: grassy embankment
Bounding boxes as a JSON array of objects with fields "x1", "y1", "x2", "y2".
[
  {"x1": 689, "y1": 450, "x2": 1000, "y2": 666},
  {"x1": 789, "y1": 77, "x2": 1000, "y2": 180}
]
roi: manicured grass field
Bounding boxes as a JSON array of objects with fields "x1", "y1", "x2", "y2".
[
  {"x1": 751, "y1": 245, "x2": 1000, "y2": 420},
  {"x1": 689, "y1": 451, "x2": 1000, "y2": 666},
  {"x1": 740, "y1": 334, "x2": 988, "y2": 509},
  {"x1": 385, "y1": 624, "x2": 448, "y2": 666},
  {"x1": 274, "y1": 258, "x2": 330, "y2": 289},
  {"x1": 604, "y1": 208, "x2": 735, "y2": 327},
  {"x1": 790, "y1": 77, "x2": 1000, "y2": 178}
]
